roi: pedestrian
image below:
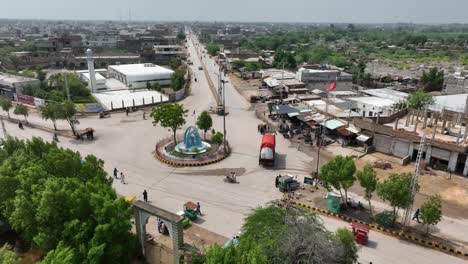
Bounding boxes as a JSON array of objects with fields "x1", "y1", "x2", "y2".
[
  {"x1": 143, "y1": 189, "x2": 148, "y2": 202},
  {"x1": 412, "y1": 208, "x2": 421, "y2": 223},
  {"x1": 120, "y1": 172, "x2": 126, "y2": 184},
  {"x1": 113, "y1": 168, "x2": 118, "y2": 179},
  {"x1": 275, "y1": 175, "x2": 280, "y2": 187},
  {"x1": 143, "y1": 111, "x2": 146, "y2": 120},
  {"x1": 196, "y1": 202, "x2": 202, "y2": 215},
  {"x1": 157, "y1": 218, "x2": 162, "y2": 233},
  {"x1": 193, "y1": 110, "x2": 196, "y2": 116},
  {"x1": 126, "y1": 108, "x2": 129, "y2": 116}
]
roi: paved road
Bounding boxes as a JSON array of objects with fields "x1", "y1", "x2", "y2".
[{"x1": 2, "y1": 31, "x2": 466, "y2": 264}]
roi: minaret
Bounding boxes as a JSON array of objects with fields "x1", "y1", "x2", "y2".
[{"x1": 86, "y1": 49, "x2": 97, "y2": 93}]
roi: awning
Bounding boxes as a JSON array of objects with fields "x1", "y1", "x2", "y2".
[
  {"x1": 336, "y1": 126, "x2": 355, "y2": 136},
  {"x1": 356, "y1": 134, "x2": 371, "y2": 142},
  {"x1": 273, "y1": 104, "x2": 299, "y2": 115},
  {"x1": 321, "y1": 119, "x2": 345, "y2": 130},
  {"x1": 345, "y1": 125, "x2": 360, "y2": 134},
  {"x1": 288, "y1": 112, "x2": 300, "y2": 117}
]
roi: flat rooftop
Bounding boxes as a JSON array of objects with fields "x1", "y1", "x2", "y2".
[
  {"x1": 0, "y1": 73, "x2": 38, "y2": 84},
  {"x1": 430, "y1": 94, "x2": 468, "y2": 113},
  {"x1": 92, "y1": 89, "x2": 169, "y2": 110},
  {"x1": 360, "y1": 88, "x2": 408, "y2": 102},
  {"x1": 349, "y1": 96, "x2": 397, "y2": 108},
  {"x1": 108, "y1": 63, "x2": 174, "y2": 77}
]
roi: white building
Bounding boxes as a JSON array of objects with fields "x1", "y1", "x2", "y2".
[
  {"x1": 107, "y1": 63, "x2": 174, "y2": 89},
  {"x1": 86, "y1": 35, "x2": 118, "y2": 48},
  {"x1": 348, "y1": 97, "x2": 398, "y2": 117},
  {"x1": 77, "y1": 71, "x2": 107, "y2": 91}
]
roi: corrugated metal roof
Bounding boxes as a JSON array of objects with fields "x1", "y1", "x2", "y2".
[{"x1": 321, "y1": 119, "x2": 345, "y2": 130}]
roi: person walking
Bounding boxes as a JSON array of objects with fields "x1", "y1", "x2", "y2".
[
  {"x1": 113, "y1": 168, "x2": 118, "y2": 179},
  {"x1": 126, "y1": 108, "x2": 129, "y2": 116},
  {"x1": 143, "y1": 190, "x2": 148, "y2": 203},
  {"x1": 120, "y1": 172, "x2": 126, "y2": 184},
  {"x1": 196, "y1": 202, "x2": 202, "y2": 216},
  {"x1": 143, "y1": 111, "x2": 146, "y2": 120},
  {"x1": 275, "y1": 175, "x2": 280, "y2": 187},
  {"x1": 412, "y1": 208, "x2": 421, "y2": 223}
]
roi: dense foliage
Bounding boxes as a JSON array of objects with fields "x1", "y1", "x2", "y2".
[
  {"x1": 356, "y1": 164, "x2": 378, "y2": 215},
  {"x1": 189, "y1": 206, "x2": 358, "y2": 264},
  {"x1": 420, "y1": 195, "x2": 442, "y2": 234},
  {"x1": 196, "y1": 111, "x2": 213, "y2": 140},
  {"x1": 150, "y1": 103, "x2": 187, "y2": 144},
  {"x1": 22, "y1": 72, "x2": 91, "y2": 103},
  {"x1": 171, "y1": 68, "x2": 186, "y2": 91},
  {"x1": 377, "y1": 173, "x2": 413, "y2": 224},
  {"x1": 320, "y1": 155, "x2": 356, "y2": 205},
  {"x1": 0, "y1": 137, "x2": 137, "y2": 263},
  {"x1": 406, "y1": 88, "x2": 434, "y2": 109}
]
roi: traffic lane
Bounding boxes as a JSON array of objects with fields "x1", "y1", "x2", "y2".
[{"x1": 320, "y1": 214, "x2": 466, "y2": 264}]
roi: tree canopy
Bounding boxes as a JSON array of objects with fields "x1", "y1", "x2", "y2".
[
  {"x1": 0, "y1": 244, "x2": 20, "y2": 264},
  {"x1": 0, "y1": 96, "x2": 12, "y2": 118},
  {"x1": 406, "y1": 88, "x2": 434, "y2": 109},
  {"x1": 190, "y1": 205, "x2": 358, "y2": 264},
  {"x1": 150, "y1": 103, "x2": 187, "y2": 144},
  {"x1": 377, "y1": 172, "x2": 413, "y2": 224},
  {"x1": 0, "y1": 137, "x2": 136, "y2": 264},
  {"x1": 196, "y1": 111, "x2": 213, "y2": 140},
  {"x1": 356, "y1": 163, "x2": 378, "y2": 215},
  {"x1": 39, "y1": 103, "x2": 61, "y2": 130},
  {"x1": 13, "y1": 104, "x2": 28, "y2": 121},
  {"x1": 420, "y1": 195, "x2": 442, "y2": 234},
  {"x1": 171, "y1": 68, "x2": 186, "y2": 91},
  {"x1": 206, "y1": 43, "x2": 220, "y2": 56},
  {"x1": 320, "y1": 155, "x2": 356, "y2": 204},
  {"x1": 420, "y1": 67, "x2": 444, "y2": 92}
]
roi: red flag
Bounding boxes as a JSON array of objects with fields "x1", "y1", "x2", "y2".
[{"x1": 326, "y1": 82, "x2": 337, "y2": 92}]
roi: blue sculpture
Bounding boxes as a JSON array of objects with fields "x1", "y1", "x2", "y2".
[
  {"x1": 174, "y1": 126, "x2": 211, "y2": 154},
  {"x1": 183, "y1": 126, "x2": 202, "y2": 149}
]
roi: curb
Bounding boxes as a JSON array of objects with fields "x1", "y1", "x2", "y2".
[
  {"x1": 155, "y1": 148, "x2": 230, "y2": 167},
  {"x1": 293, "y1": 202, "x2": 467, "y2": 258}
]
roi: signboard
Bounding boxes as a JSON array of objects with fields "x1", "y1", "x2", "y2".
[
  {"x1": 304, "y1": 177, "x2": 314, "y2": 185},
  {"x1": 15, "y1": 94, "x2": 35, "y2": 105}
]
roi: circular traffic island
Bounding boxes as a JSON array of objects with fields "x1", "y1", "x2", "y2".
[{"x1": 155, "y1": 126, "x2": 230, "y2": 167}]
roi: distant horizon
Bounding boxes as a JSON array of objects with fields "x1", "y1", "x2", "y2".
[
  {"x1": 1, "y1": 0, "x2": 467, "y2": 25},
  {"x1": 0, "y1": 17, "x2": 467, "y2": 27}
]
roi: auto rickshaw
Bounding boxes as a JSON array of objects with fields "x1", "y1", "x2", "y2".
[
  {"x1": 351, "y1": 222, "x2": 369, "y2": 245},
  {"x1": 183, "y1": 201, "x2": 199, "y2": 221}
]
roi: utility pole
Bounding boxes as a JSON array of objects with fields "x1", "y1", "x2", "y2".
[{"x1": 222, "y1": 77, "x2": 227, "y2": 152}]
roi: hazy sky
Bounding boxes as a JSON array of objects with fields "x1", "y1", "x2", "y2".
[{"x1": 1, "y1": 0, "x2": 467, "y2": 24}]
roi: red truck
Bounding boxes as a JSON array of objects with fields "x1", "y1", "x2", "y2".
[{"x1": 259, "y1": 134, "x2": 276, "y2": 166}]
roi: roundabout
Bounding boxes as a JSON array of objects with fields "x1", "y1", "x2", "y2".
[{"x1": 155, "y1": 126, "x2": 230, "y2": 167}]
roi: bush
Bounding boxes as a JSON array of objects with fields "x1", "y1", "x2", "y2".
[
  {"x1": 191, "y1": 147, "x2": 200, "y2": 153},
  {"x1": 375, "y1": 210, "x2": 395, "y2": 227},
  {"x1": 211, "y1": 132, "x2": 223, "y2": 145}
]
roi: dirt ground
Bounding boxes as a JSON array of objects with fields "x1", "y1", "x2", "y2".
[{"x1": 228, "y1": 73, "x2": 270, "y2": 102}]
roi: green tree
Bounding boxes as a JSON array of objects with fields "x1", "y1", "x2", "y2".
[
  {"x1": 0, "y1": 96, "x2": 12, "y2": 118},
  {"x1": 420, "y1": 195, "x2": 442, "y2": 234},
  {"x1": 406, "y1": 88, "x2": 434, "y2": 109},
  {"x1": 320, "y1": 155, "x2": 356, "y2": 204},
  {"x1": 152, "y1": 82, "x2": 162, "y2": 92},
  {"x1": 334, "y1": 228, "x2": 358, "y2": 264},
  {"x1": 196, "y1": 111, "x2": 213, "y2": 140},
  {"x1": 150, "y1": 103, "x2": 187, "y2": 144},
  {"x1": 356, "y1": 163, "x2": 378, "y2": 215},
  {"x1": 0, "y1": 244, "x2": 20, "y2": 264},
  {"x1": 13, "y1": 104, "x2": 28, "y2": 122},
  {"x1": 39, "y1": 103, "x2": 61, "y2": 130},
  {"x1": 9, "y1": 56, "x2": 19, "y2": 71},
  {"x1": 171, "y1": 68, "x2": 186, "y2": 91},
  {"x1": 211, "y1": 132, "x2": 223, "y2": 145},
  {"x1": 177, "y1": 30, "x2": 186, "y2": 41},
  {"x1": 206, "y1": 43, "x2": 220, "y2": 56},
  {"x1": 420, "y1": 67, "x2": 444, "y2": 92},
  {"x1": 0, "y1": 137, "x2": 137, "y2": 264},
  {"x1": 146, "y1": 81, "x2": 151, "y2": 89},
  {"x1": 57, "y1": 101, "x2": 77, "y2": 135},
  {"x1": 377, "y1": 173, "x2": 413, "y2": 224}
]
